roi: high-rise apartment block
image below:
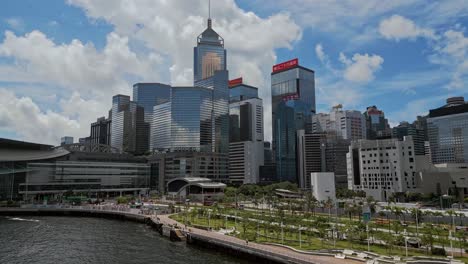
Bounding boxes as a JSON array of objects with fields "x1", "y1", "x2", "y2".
[
  {"x1": 312, "y1": 105, "x2": 366, "y2": 141},
  {"x1": 427, "y1": 97, "x2": 468, "y2": 164},
  {"x1": 271, "y1": 58, "x2": 315, "y2": 183}
]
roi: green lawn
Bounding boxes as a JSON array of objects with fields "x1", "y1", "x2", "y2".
[{"x1": 169, "y1": 207, "x2": 468, "y2": 263}]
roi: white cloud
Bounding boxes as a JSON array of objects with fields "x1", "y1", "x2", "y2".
[
  {"x1": 429, "y1": 29, "x2": 468, "y2": 90},
  {"x1": 0, "y1": 30, "x2": 166, "y2": 144},
  {"x1": 5, "y1": 18, "x2": 25, "y2": 31},
  {"x1": 340, "y1": 53, "x2": 384, "y2": 83},
  {"x1": 379, "y1": 15, "x2": 435, "y2": 41},
  {"x1": 315, "y1": 43, "x2": 326, "y2": 63},
  {"x1": 0, "y1": 89, "x2": 81, "y2": 144},
  {"x1": 0, "y1": 0, "x2": 301, "y2": 143},
  {"x1": 66, "y1": 0, "x2": 301, "y2": 142}
]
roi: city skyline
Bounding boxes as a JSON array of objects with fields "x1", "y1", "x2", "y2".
[{"x1": 0, "y1": 0, "x2": 467, "y2": 145}]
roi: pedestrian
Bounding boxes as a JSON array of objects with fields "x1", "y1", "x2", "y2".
[{"x1": 245, "y1": 239, "x2": 249, "y2": 245}]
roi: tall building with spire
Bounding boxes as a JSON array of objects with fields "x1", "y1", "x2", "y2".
[
  {"x1": 194, "y1": 13, "x2": 230, "y2": 156},
  {"x1": 148, "y1": 6, "x2": 230, "y2": 186}
]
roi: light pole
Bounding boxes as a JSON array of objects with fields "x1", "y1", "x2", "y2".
[
  {"x1": 299, "y1": 225, "x2": 302, "y2": 248},
  {"x1": 281, "y1": 221, "x2": 284, "y2": 244},
  {"x1": 449, "y1": 230, "x2": 454, "y2": 258},
  {"x1": 208, "y1": 211, "x2": 211, "y2": 230},
  {"x1": 366, "y1": 224, "x2": 370, "y2": 252},
  {"x1": 404, "y1": 229, "x2": 408, "y2": 258}
]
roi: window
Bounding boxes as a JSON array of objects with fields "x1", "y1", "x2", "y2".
[{"x1": 409, "y1": 158, "x2": 414, "y2": 163}]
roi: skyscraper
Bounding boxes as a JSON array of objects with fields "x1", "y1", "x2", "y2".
[
  {"x1": 133, "y1": 82, "x2": 171, "y2": 125},
  {"x1": 364, "y1": 106, "x2": 392, "y2": 140},
  {"x1": 133, "y1": 83, "x2": 171, "y2": 153},
  {"x1": 90, "y1": 117, "x2": 111, "y2": 145},
  {"x1": 427, "y1": 97, "x2": 468, "y2": 164},
  {"x1": 228, "y1": 78, "x2": 264, "y2": 184},
  {"x1": 271, "y1": 58, "x2": 315, "y2": 183},
  {"x1": 149, "y1": 13, "x2": 230, "y2": 183},
  {"x1": 110, "y1": 95, "x2": 146, "y2": 154},
  {"x1": 193, "y1": 15, "x2": 230, "y2": 180}
]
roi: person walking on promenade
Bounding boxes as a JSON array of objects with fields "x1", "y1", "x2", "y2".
[{"x1": 245, "y1": 239, "x2": 249, "y2": 245}]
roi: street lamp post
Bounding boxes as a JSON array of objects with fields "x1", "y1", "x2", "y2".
[
  {"x1": 281, "y1": 221, "x2": 284, "y2": 244},
  {"x1": 366, "y1": 224, "x2": 370, "y2": 252},
  {"x1": 449, "y1": 230, "x2": 454, "y2": 258},
  {"x1": 208, "y1": 211, "x2": 211, "y2": 230},
  {"x1": 299, "y1": 225, "x2": 302, "y2": 248},
  {"x1": 404, "y1": 229, "x2": 408, "y2": 258}
]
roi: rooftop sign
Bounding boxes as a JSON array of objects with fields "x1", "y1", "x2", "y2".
[
  {"x1": 228, "y1": 77, "x2": 243, "y2": 87},
  {"x1": 272, "y1": 58, "x2": 299, "y2": 73}
]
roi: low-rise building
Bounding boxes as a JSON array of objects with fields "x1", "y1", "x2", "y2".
[{"x1": 311, "y1": 172, "x2": 336, "y2": 202}]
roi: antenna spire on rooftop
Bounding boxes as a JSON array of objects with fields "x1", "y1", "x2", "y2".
[{"x1": 207, "y1": 0, "x2": 212, "y2": 28}]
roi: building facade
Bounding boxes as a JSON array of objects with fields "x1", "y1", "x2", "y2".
[
  {"x1": 364, "y1": 105, "x2": 392, "y2": 140},
  {"x1": 228, "y1": 80, "x2": 264, "y2": 184},
  {"x1": 271, "y1": 58, "x2": 315, "y2": 183},
  {"x1": 110, "y1": 95, "x2": 147, "y2": 155},
  {"x1": 347, "y1": 136, "x2": 418, "y2": 201},
  {"x1": 427, "y1": 97, "x2": 468, "y2": 164},
  {"x1": 60, "y1": 136, "x2": 73, "y2": 146},
  {"x1": 90, "y1": 117, "x2": 111, "y2": 146},
  {"x1": 20, "y1": 161, "x2": 149, "y2": 200},
  {"x1": 312, "y1": 105, "x2": 366, "y2": 141},
  {"x1": 151, "y1": 86, "x2": 214, "y2": 152}
]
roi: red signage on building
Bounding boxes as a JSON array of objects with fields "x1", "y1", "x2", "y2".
[
  {"x1": 229, "y1": 77, "x2": 243, "y2": 87},
  {"x1": 282, "y1": 93, "x2": 299, "y2": 101},
  {"x1": 272, "y1": 58, "x2": 299, "y2": 73}
]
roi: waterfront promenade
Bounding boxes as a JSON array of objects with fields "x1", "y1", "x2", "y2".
[
  {"x1": 0, "y1": 206, "x2": 360, "y2": 264},
  {"x1": 155, "y1": 214, "x2": 362, "y2": 264}
]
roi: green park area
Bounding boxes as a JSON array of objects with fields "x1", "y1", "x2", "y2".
[{"x1": 169, "y1": 182, "x2": 468, "y2": 262}]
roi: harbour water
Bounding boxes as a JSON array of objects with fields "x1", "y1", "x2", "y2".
[{"x1": 0, "y1": 216, "x2": 246, "y2": 264}]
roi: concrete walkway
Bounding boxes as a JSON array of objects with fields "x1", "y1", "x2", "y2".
[{"x1": 155, "y1": 214, "x2": 362, "y2": 264}]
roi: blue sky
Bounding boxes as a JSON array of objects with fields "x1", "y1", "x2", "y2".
[{"x1": 0, "y1": 0, "x2": 467, "y2": 144}]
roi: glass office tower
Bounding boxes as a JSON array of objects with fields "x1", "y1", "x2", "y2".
[
  {"x1": 271, "y1": 59, "x2": 315, "y2": 183},
  {"x1": 151, "y1": 87, "x2": 213, "y2": 152},
  {"x1": 132, "y1": 83, "x2": 171, "y2": 122},
  {"x1": 194, "y1": 18, "x2": 226, "y2": 83},
  {"x1": 427, "y1": 97, "x2": 468, "y2": 164}
]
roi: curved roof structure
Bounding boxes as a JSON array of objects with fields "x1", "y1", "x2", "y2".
[
  {"x1": 0, "y1": 137, "x2": 70, "y2": 162},
  {"x1": 167, "y1": 177, "x2": 226, "y2": 194},
  {"x1": 0, "y1": 148, "x2": 69, "y2": 162}
]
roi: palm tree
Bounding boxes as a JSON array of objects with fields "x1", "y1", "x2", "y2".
[{"x1": 304, "y1": 191, "x2": 317, "y2": 214}]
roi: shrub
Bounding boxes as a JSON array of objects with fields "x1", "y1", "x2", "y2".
[{"x1": 431, "y1": 247, "x2": 446, "y2": 256}]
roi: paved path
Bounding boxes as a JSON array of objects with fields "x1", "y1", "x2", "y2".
[{"x1": 156, "y1": 214, "x2": 362, "y2": 264}]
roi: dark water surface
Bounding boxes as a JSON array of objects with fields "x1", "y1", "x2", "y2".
[{"x1": 0, "y1": 216, "x2": 245, "y2": 264}]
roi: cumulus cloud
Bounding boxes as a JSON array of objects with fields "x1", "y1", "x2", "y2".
[
  {"x1": 0, "y1": 30, "x2": 166, "y2": 144},
  {"x1": 430, "y1": 29, "x2": 468, "y2": 90},
  {"x1": 340, "y1": 53, "x2": 384, "y2": 83},
  {"x1": 67, "y1": 0, "x2": 301, "y2": 142},
  {"x1": 0, "y1": 0, "x2": 301, "y2": 143},
  {"x1": 0, "y1": 89, "x2": 81, "y2": 144},
  {"x1": 379, "y1": 15, "x2": 435, "y2": 41}
]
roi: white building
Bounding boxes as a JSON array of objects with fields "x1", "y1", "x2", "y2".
[
  {"x1": 312, "y1": 105, "x2": 366, "y2": 141},
  {"x1": 347, "y1": 136, "x2": 418, "y2": 201},
  {"x1": 311, "y1": 172, "x2": 336, "y2": 201}
]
